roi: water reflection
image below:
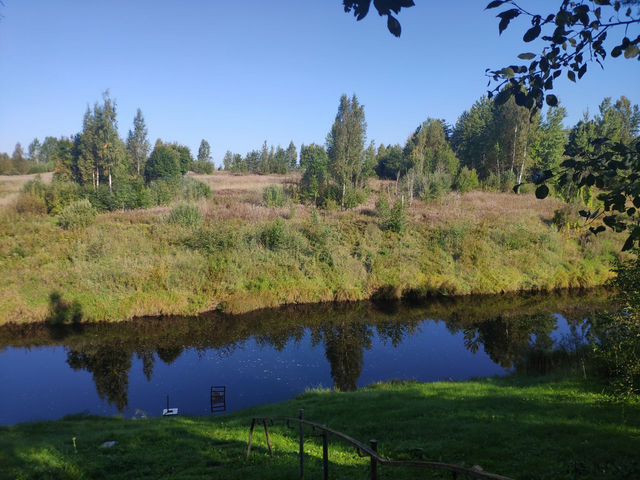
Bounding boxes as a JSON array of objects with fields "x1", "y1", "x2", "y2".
[{"x1": 0, "y1": 290, "x2": 615, "y2": 422}]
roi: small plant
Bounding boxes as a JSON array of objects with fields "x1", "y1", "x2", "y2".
[
  {"x1": 181, "y1": 177, "x2": 212, "y2": 202},
  {"x1": 14, "y1": 193, "x2": 47, "y2": 215},
  {"x1": 377, "y1": 196, "x2": 407, "y2": 234},
  {"x1": 263, "y1": 185, "x2": 287, "y2": 208},
  {"x1": 167, "y1": 204, "x2": 203, "y2": 228},
  {"x1": 454, "y1": 167, "x2": 480, "y2": 193},
  {"x1": 56, "y1": 199, "x2": 97, "y2": 230}
]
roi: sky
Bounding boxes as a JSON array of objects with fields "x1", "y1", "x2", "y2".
[{"x1": 0, "y1": 0, "x2": 638, "y2": 166}]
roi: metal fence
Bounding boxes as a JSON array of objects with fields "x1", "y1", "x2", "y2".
[{"x1": 246, "y1": 409, "x2": 513, "y2": 480}]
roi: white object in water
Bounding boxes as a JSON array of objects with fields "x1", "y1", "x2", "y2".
[{"x1": 162, "y1": 408, "x2": 178, "y2": 416}]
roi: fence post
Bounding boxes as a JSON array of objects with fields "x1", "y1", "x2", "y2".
[
  {"x1": 370, "y1": 439, "x2": 378, "y2": 480},
  {"x1": 322, "y1": 430, "x2": 329, "y2": 480},
  {"x1": 299, "y1": 409, "x2": 305, "y2": 479}
]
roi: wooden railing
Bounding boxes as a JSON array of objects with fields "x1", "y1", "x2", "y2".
[{"x1": 246, "y1": 409, "x2": 513, "y2": 480}]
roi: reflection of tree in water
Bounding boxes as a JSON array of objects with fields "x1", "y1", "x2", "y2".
[
  {"x1": 136, "y1": 350, "x2": 155, "y2": 381},
  {"x1": 66, "y1": 346, "x2": 132, "y2": 411},
  {"x1": 313, "y1": 322, "x2": 373, "y2": 391},
  {"x1": 460, "y1": 314, "x2": 557, "y2": 369},
  {"x1": 156, "y1": 346, "x2": 183, "y2": 365}
]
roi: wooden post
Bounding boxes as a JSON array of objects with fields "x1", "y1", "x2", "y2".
[
  {"x1": 370, "y1": 439, "x2": 378, "y2": 480},
  {"x1": 263, "y1": 419, "x2": 273, "y2": 455},
  {"x1": 299, "y1": 409, "x2": 305, "y2": 479},
  {"x1": 246, "y1": 419, "x2": 256, "y2": 459},
  {"x1": 322, "y1": 430, "x2": 329, "y2": 480}
]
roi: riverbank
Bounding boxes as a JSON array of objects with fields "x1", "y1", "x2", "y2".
[
  {"x1": 1, "y1": 375, "x2": 638, "y2": 479},
  {"x1": 0, "y1": 173, "x2": 621, "y2": 325}
]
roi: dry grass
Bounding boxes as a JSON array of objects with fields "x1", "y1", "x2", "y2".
[{"x1": 0, "y1": 172, "x2": 53, "y2": 208}]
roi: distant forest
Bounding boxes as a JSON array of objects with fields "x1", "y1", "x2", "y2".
[{"x1": 2, "y1": 92, "x2": 638, "y2": 211}]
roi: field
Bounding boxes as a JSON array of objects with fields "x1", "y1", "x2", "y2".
[
  {"x1": 0, "y1": 172, "x2": 621, "y2": 324},
  {"x1": 1, "y1": 375, "x2": 638, "y2": 480}
]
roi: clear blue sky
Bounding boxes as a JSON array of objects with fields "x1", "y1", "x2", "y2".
[{"x1": 0, "y1": 0, "x2": 638, "y2": 165}]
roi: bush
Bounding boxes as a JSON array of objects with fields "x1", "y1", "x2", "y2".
[
  {"x1": 551, "y1": 204, "x2": 579, "y2": 231},
  {"x1": 14, "y1": 193, "x2": 47, "y2": 215},
  {"x1": 185, "y1": 226, "x2": 239, "y2": 253},
  {"x1": 191, "y1": 160, "x2": 214, "y2": 174},
  {"x1": 263, "y1": 185, "x2": 287, "y2": 208},
  {"x1": 44, "y1": 180, "x2": 82, "y2": 214},
  {"x1": 343, "y1": 187, "x2": 367, "y2": 209},
  {"x1": 377, "y1": 196, "x2": 407, "y2": 234},
  {"x1": 454, "y1": 167, "x2": 480, "y2": 193},
  {"x1": 181, "y1": 177, "x2": 212, "y2": 202},
  {"x1": 257, "y1": 219, "x2": 303, "y2": 251},
  {"x1": 56, "y1": 199, "x2": 97, "y2": 230},
  {"x1": 166, "y1": 204, "x2": 203, "y2": 228}
]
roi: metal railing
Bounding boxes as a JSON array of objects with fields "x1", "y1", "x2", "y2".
[{"x1": 246, "y1": 409, "x2": 513, "y2": 480}]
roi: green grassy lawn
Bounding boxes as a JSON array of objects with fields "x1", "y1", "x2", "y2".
[{"x1": 2, "y1": 376, "x2": 638, "y2": 480}]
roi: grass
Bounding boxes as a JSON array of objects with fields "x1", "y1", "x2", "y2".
[
  {"x1": 0, "y1": 173, "x2": 623, "y2": 324},
  {"x1": 1, "y1": 375, "x2": 638, "y2": 479}
]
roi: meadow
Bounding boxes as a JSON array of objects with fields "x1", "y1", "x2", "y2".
[
  {"x1": 0, "y1": 172, "x2": 621, "y2": 325},
  {"x1": 1, "y1": 375, "x2": 638, "y2": 480}
]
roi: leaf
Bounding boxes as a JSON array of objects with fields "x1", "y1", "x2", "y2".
[
  {"x1": 387, "y1": 14, "x2": 401, "y2": 37},
  {"x1": 545, "y1": 94, "x2": 558, "y2": 107},
  {"x1": 622, "y1": 235, "x2": 635, "y2": 252},
  {"x1": 485, "y1": 0, "x2": 505, "y2": 9},
  {"x1": 567, "y1": 70, "x2": 576, "y2": 82},
  {"x1": 523, "y1": 25, "x2": 541, "y2": 42},
  {"x1": 493, "y1": 87, "x2": 512, "y2": 106},
  {"x1": 518, "y1": 52, "x2": 536, "y2": 60},
  {"x1": 535, "y1": 184, "x2": 549, "y2": 199}
]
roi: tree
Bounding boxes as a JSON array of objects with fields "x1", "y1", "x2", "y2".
[
  {"x1": 197, "y1": 139, "x2": 212, "y2": 163},
  {"x1": 375, "y1": 144, "x2": 406, "y2": 182},
  {"x1": 145, "y1": 140, "x2": 182, "y2": 182},
  {"x1": 168, "y1": 143, "x2": 193, "y2": 174},
  {"x1": 300, "y1": 144, "x2": 330, "y2": 204},
  {"x1": 12, "y1": 143, "x2": 24, "y2": 162},
  {"x1": 285, "y1": 141, "x2": 298, "y2": 170},
  {"x1": 326, "y1": 94, "x2": 367, "y2": 207},
  {"x1": 531, "y1": 105, "x2": 568, "y2": 174},
  {"x1": 28, "y1": 139, "x2": 42, "y2": 163},
  {"x1": 403, "y1": 119, "x2": 460, "y2": 202},
  {"x1": 451, "y1": 97, "x2": 495, "y2": 178},
  {"x1": 76, "y1": 92, "x2": 128, "y2": 192},
  {"x1": 126, "y1": 109, "x2": 150, "y2": 176}
]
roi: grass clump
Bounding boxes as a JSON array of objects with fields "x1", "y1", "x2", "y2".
[
  {"x1": 167, "y1": 204, "x2": 203, "y2": 228},
  {"x1": 56, "y1": 199, "x2": 96, "y2": 230}
]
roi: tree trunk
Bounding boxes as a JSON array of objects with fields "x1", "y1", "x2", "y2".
[
  {"x1": 108, "y1": 167, "x2": 113, "y2": 194},
  {"x1": 511, "y1": 124, "x2": 518, "y2": 173},
  {"x1": 341, "y1": 182, "x2": 346, "y2": 209}
]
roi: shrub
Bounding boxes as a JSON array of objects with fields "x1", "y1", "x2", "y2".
[
  {"x1": 185, "y1": 226, "x2": 238, "y2": 253},
  {"x1": 166, "y1": 204, "x2": 203, "y2": 228},
  {"x1": 191, "y1": 160, "x2": 214, "y2": 174},
  {"x1": 454, "y1": 167, "x2": 480, "y2": 193},
  {"x1": 377, "y1": 196, "x2": 407, "y2": 234},
  {"x1": 263, "y1": 185, "x2": 287, "y2": 208},
  {"x1": 149, "y1": 180, "x2": 180, "y2": 206},
  {"x1": 44, "y1": 180, "x2": 81, "y2": 214},
  {"x1": 56, "y1": 199, "x2": 97, "y2": 230},
  {"x1": 551, "y1": 205, "x2": 579, "y2": 231},
  {"x1": 257, "y1": 219, "x2": 303, "y2": 251},
  {"x1": 181, "y1": 177, "x2": 212, "y2": 202},
  {"x1": 343, "y1": 187, "x2": 367, "y2": 209},
  {"x1": 14, "y1": 193, "x2": 47, "y2": 215}
]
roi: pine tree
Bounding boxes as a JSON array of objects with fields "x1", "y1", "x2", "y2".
[{"x1": 126, "y1": 109, "x2": 151, "y2": 176}]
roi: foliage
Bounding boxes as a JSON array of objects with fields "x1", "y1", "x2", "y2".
[
  {"x1": 14, "y1": 193, "x2": 47, "y2": 215},
  {"x1": 145, "y1": 142, "x2": 182, "y2": 182},
  {"x1": 56, "y1": 199, "x2": 97, "y2": 230},
  {"x1": 343, "y1": 0, "x2": 415, "y2": 36},
  {"x1": 166, "y1": 204, "x2": 203, "y2": 228},
  {"x1": 377, "y1": 195, "x2": 407, "y2": 234},
  {"x1": 263, "y1": 185, "x2": 287, "y2": 208},
  {"x1": 486, "y1": 0, "x2": 640, "y2": 112},
  {"x1": 180, "y1": 176, "x2": 212, "y2": 202},
  {"x1": 259, "y1": 219, "x2": 293, "y2": 250},
  {"x1": 454, "y1": 167, "x2": 480, "y2": 193},
  {"x1": 300, "y1": 144, "x2": 330, "y2": 205},
  {"x1": 588, "y1": 256, "x2": 640, "y2": 396},
  {"x1": 327, "y1": 94, "x2": 368, "y2": 208},
  {"x1": 126, "y1": 109, "x2": 150, "y2": 176},
  {"x1": 191, "y1": 159, "x2": 214, "y2": 174}
]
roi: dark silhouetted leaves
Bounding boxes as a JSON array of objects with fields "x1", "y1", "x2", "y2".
[
  {"x1": 523, "y1": 25, "x2": 541, "y2": 42},
  {"x1": 545, "y1": 94, "x2": 558, "y2": 107},
  {"x1": 535, "y1": 184, "x2": 549, "y2": 199}
]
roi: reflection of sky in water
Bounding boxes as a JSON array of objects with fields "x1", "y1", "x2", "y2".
[{"x1": 0, "y1": 314, "x2": 577, "y2": 425}]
